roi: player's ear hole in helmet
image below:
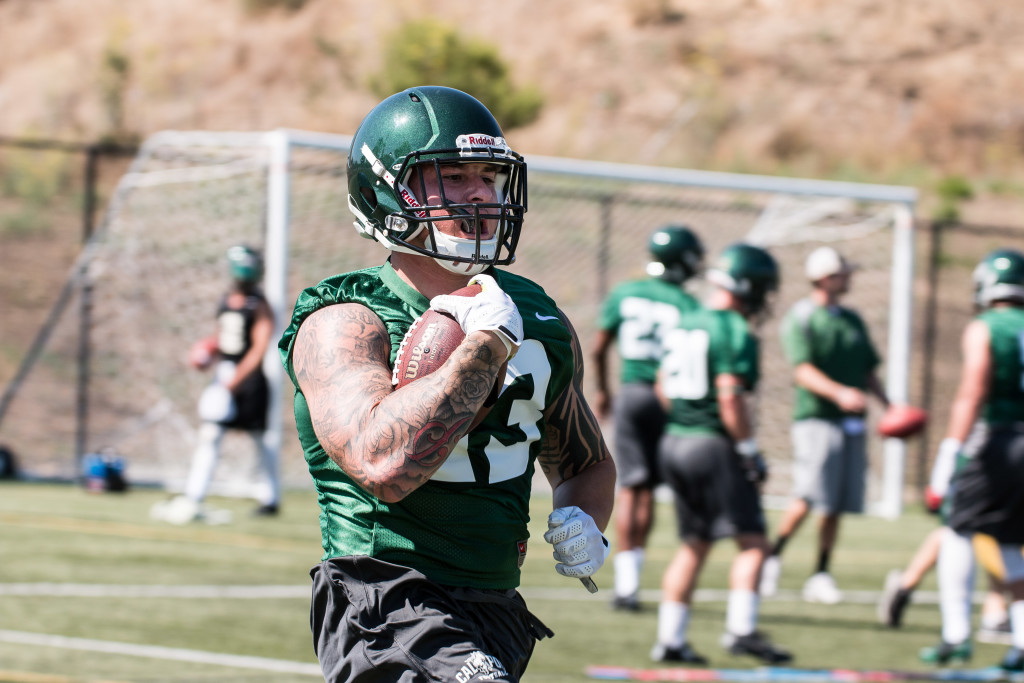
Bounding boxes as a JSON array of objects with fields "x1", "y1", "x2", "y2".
[
  {"x1": 705, "y1": 243, "x2": 780, "y2": 319},
  {"x1": 973, "y1": 248, "x2": 1024, "y2": 309},
  {"x1": 346, "y1": 85, "x2": 527, "y2": 277},
  {"x1": 646, "y1": 224, "x2": 705, "y2": 284}
]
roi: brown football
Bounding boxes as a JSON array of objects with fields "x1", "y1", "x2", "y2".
[
  {"x1": 877, "y1": 404, "x2": 928, "y2": 439},
  {"x1": 391, "y1": 283, "x2": 505, "y2": 430}
]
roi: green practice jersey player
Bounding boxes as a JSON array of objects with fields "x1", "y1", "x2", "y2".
[
  {"x1": 920, "y1": 248, "x2": 1024, "y2": 671},
  {"x1": 592, "y1": 224, "x2": 703, "y2": 611},
  {"x1": 278, "y1": 86, "x2": 615, "y2": 683},
  {"x1": 760, "y1": 246, "x2": 888, "y2": 605},
  {"x1": 650, "y1": 243, "x2": 793, "y2": 665}
]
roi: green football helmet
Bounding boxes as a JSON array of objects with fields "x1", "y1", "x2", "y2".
[
  {"x1": 226, "y1": 245, "x2": 262, "y2": 284},
  {"x1": 347, "y1": 85, "x2": 527, "y2": 275},
  {"x1": 646, "y1": 224, "x2": 704, "y2": 284},
  {"x1": 706, "y1": 243, "x2": 780, "y2": 314},
  {"x1": 973, "y1": 248, "x2": 1024, "y2": 307}
]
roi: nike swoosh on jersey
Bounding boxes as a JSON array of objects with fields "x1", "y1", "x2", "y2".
[{"x1": 535, "y1": 313, "x2": 559, "y2": 321}]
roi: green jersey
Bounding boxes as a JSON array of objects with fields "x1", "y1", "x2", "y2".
[
  {"x1": 597, "y1": 278, "x2": 701, "y2": 384},
  {"x1": 279, "y1": 263, "x2": 574, "y2": 590},
  {"x1": 978, "y1": 306, "x2": 1024, "y2": 425},
  {"x1": 659, "y1": 308, "x2": 759, "y2": 436},
  {"x1": 780, "y1": 298, "x2": 880, "y2": 420}
]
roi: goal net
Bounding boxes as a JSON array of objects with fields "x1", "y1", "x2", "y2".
[{"x1": 82, "y1": 129, "x2": 917, "y2": 516}]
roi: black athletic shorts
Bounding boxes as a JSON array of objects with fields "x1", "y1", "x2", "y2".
[
  {"x1": 612, "y1": 382, "x2": 668, "y2": 488},
  {"x1": 221, "y1": 370, "x2": 268, "y2": 431},
  {"x1": 947, "y1": 424, "x2": 1024, "y2": 545},
  {"x1": 659, "y1": 432, "x2": 766, "y2": 542},
  {"x1": 310, "y1": 556, "x2": 553, "y2": 683}
]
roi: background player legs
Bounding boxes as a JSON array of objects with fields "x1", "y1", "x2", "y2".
[
  {"x1": 613, "y1": 485, "x2": 654, "y2": 610},
  {"x1": 728, "y1": 534, "x2": 768, "y2": 637},
  {"x1": 653, "y1": 539, "x2": 710, "y2": 663},
  {"x1": 760, "y1": 497, "x2": 809, "y2": 596},
  {"x1": 185, "y1": 422, "x2": 226, "y2": 506},
  {"x1": 816, "y1": 512, "x2": 841, "y2": 577},
  {"x1": 920, "y1": 528, "x2": 976, "y2": 664},
  {"x1": 251, "y1": 429, "x2": 280, "y2": 514}
]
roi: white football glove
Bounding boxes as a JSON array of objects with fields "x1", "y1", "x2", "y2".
[
  {"x1": 430, "y1": 273, "x2": 523, "y2": 361},
  {"x1": 543, "y1": 506, "x2": 610, "y2": 581}
]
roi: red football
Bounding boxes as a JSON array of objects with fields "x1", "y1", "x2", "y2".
[
  {"x1": 392, "y1": 309, "x2": 466, "y2": 388},
  {"x1": 188, "y1": 335, "x2": 219, "y2": 370},
  {"x1": 877, "y1": 404, "x2": 928, "y2": 439},
  {"x1": 392, "y1": 283, "x2": 505, "y2": 430}
]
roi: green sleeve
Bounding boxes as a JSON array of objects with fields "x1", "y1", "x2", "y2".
[
  {"x1": 597, "y1": 288, "x2": 623, "y2": 332},
  {"x1": 780, "y1": 304, "x2": 812, "y2": 366}
]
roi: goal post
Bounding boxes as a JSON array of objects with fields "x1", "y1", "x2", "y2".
[
  {"x1": 77, "y1": 128, "x2": 918, "y2": 516},
  {"x1": 527, "y1": 154, "x2": 919, "y2": 519}
]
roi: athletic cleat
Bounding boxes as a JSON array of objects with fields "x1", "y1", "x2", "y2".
[
  {"x1": 611, "y1": 594, "x2": 641, "y2": 612},
  {"x1": 252, "y1": 503, "x2": 280, "y2": 517},
  {"x1": 722, "y1": 631, "x2": 793, "y2": 664},
  {"x1": 1000, "y1": 647, "x2": 1024, "y2": 672},
  {"x1": 919, "y1": 640, "x2": 972, "y2": 665},
  {"x1": 650, "y1": 642, "x2": 709, "y2": 665},
  {"x1": 977, "y1": 618, "x2": 1012, "y2": 645},
  {"x1": 759, "y1": 555, "x2": 781, "y2": 597},
  {"x1": 802, "y1": 572, "x2": 842, "y2": 605},
  {"x1": 878, "y1": 569, "x2": 911, "y2": 627},
  {"x1": 150, "y1": 495, "x2": 200, "y2": 525}
]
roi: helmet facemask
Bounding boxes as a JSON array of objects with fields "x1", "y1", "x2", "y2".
[{"x1": 355, "y1": 135, "x2": 526, "y2": 276}]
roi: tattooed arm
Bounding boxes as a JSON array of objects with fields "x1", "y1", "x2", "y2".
[
  {"x1": 538, "y1": 310, "x2": 617, "y2": 531},
  {"x1": 292, "y1": 303, "x2": 506, "y2": 503}
]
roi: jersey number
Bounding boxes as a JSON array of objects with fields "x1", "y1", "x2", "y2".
[
  {"x1": 660, "y1": 328, "x2": 711, "y2": 400},
  {"x1": 618, "y1": 297, "x2": 682, "y2": 361},
  {"x1": 431, "y1": 340, "x2": 551, "y2": 484}
]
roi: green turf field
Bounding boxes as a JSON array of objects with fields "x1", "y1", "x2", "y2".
[{"x1": 0, "y1": 481, "x2": 1007, "y2": 682}]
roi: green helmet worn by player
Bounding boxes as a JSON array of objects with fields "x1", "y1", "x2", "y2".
[
  {"x1": 346, "y1": 85, "x2": 527, "y2": 276},
  {"x1": 646, "y1": 224, "x2": 705, "y2": 284},
  {"x1": 706, "y1": 243, "x2": 780, "y2": 315},
  {"x1": 973, "y1": 248, "x2": 1024, "y2": 308},
  {"x1": 227, "y1": 244, "x2": 263, "y2": 284}
]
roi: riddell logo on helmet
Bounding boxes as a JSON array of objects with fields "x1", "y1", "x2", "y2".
[
  {"x1": 462, "y1": 134, "x2": 496, "y2": 146},
  {"x1": 398, "y1": 187, "x2": 427, "y2": 218}
]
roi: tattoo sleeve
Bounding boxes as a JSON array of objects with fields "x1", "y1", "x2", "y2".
[
  {"x1": 293, "y1": 304, "x2": 503, "y2": 502},
  {"x1": 537, "y1": 310, "x2": 610, "y2": 485}
]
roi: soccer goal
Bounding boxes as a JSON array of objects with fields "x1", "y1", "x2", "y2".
[{"x1": 82, "y1": 129, "x2": 917, "y2": 516}]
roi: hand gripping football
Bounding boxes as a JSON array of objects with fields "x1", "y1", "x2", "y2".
[
  {"x1": 392, "y1": 284, "x2": 506, "y2": 430},
  {"x1": 877, "y1": 404, "x2": 928, "y2": 439}
]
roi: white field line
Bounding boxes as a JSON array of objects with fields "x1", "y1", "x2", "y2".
[
  {"x1": 0, "y1": 630, "x2": 322, "y2": 676},
  {"x1": 0, "y1": 583, "x2": 973, "y2": 605},
  {"x1": 0, "y1": 583, "x2": 308, "y2": 598}
]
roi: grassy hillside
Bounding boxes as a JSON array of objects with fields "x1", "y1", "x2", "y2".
[{"x1": 2, "y1": 0, "x2": 1024, "y2": 221}]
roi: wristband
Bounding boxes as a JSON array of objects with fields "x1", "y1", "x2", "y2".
[{"x1": 736, "y1": 439, "x2": 760, "y2": 457}]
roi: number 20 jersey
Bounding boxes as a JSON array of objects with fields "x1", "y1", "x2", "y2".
[
  {"x1": 279, "y1": 263, "x2": 574, "y2": 590},
  {"x1": 659, "y1": 308, "x2": 759, "y2": 437}
]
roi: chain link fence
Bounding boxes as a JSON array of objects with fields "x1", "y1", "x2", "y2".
[{"x1": 1, "y1": 134, "x2": 1010, "y2": 511}]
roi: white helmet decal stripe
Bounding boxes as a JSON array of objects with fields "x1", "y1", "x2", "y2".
[{"x1": 361, "y1": 143, "x2": 426, "y2": 219}]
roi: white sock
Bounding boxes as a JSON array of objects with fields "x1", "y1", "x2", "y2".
[
  {"x1": 1011, "y1": 600, "x2": 1024, "y2": 649},
  {"x1": 615, "y1": 550, "x2": 640, "y2": 598},
  {"x1": 938, "y1": 529, "x2": 975, "y2": 645},
  {"x1": 657, "y1": 601, "x2": 690, "y2": 648},
  {"x1": 634, "y1": 547, "x2": 646, "y2": 584},
  {"x1": 184, "y1": 422, "x2": 225, "y2": 502},
  {"x1": 726, "y1": 589, "x2": 759, "y2": 637},
  {"x1": 251, "y1": 430, "x2": 279, "y2": 506}
]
